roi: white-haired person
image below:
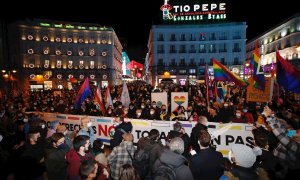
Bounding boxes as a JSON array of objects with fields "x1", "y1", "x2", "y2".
[
  {"x1": 153, "y1": 137, "x2": 193, "y2": 180},
  {"x1": 78, "y1": 116, "x2": 94, "y2": 145}
]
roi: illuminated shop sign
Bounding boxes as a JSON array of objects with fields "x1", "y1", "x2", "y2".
[{"x1": 161, "y1": 0, "x2": 226, "y2": 22}]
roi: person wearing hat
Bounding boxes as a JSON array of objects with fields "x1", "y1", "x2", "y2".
[{"x1": 221, "y1": 144, "x2": 259, "y2": 180}]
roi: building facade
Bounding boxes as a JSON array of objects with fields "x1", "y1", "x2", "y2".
[
  {"x1": 8, "y1": 19, "x2": 123, "y2": 91},
  {"x1": 246, "y1": 14, "x2": 300, "y2": 77},
  {"x1": 146, "y1": 22, "x2": 247, "y2": 86}
]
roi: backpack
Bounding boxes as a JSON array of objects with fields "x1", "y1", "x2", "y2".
[
  {"x1": 153, "y1": 161, "x2": 176, "y2": 180},
  {"x1": 127, "y1": 148, "x2": 151, "y2": 179}
]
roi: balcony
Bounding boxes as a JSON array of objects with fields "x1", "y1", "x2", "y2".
[{"x1": 189, "y1": 50, "x2": 196, "y2": 53}]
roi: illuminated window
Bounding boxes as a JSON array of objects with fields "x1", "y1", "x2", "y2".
[
  {"x1": 200, "y1": 33, "x2": 206, "y2": 41},
  {"x1": 57, "y1": 60, "x2": 62, "y2": 68},
  {"x1": 179, "y1": 69, "x2": 186, "y2": 74},
  {"x1": 90, "y1": 61, "x2": 94, "y2": 69},
  {"x1": 199, "y1": 44, "x2": 206, "y2": 53},
  {"x1": 68, "y1": 61, "x2": 73, "y2": 65}
]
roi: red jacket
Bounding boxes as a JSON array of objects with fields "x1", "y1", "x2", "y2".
[{"x1": 66, "y1": 149, "x2": 94, "y2": 180}]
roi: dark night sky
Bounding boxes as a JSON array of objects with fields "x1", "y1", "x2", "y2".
[{"x1": 2, "y1": 0, "x2": 299, "y2": 63}]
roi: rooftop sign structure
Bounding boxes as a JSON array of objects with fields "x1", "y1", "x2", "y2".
[{"x1": 161, "y1": 0, "x2": 226, "y2": 22}]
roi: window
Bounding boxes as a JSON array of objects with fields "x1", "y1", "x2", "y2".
[
  {"x1": 79, "y1": 60, "x2": 84, "y2": 65},
  {"x1": 190, "y1": 58, "x2": 195, "y2": 66},
  {"x1": 199, "y1": 44, "x2": 206, "y2": 53},
  {"x1": 210, "y1": 33, "x2": 216, "y2": 40},
  {"x1": 220, "y1": 32, "x2": 227, "y2": 40},
  {"x1": 190, "y1": 34, "x2": 196, "y2": 41},
  {"x1": 45, "y1": 60, "x2": 50, "y2": 65},
  {"x1": 233, "y1": 43, "x2": 240, "y2": 52},
  {"x1": 157, "y1": 45, "x2": 164, "y2": 53},
  {"x1": 179, "y1": 69, "x2": 187, "y2": 74},
  {"x1": 180, "y1": 34, "x2": 186, "y2": 41},
  {"x1": 171, "y1": 59, "x2": 176, "y2": 66},
  {"x1": 200, "y1": 33, "x2": 206, "y2": 41},
  {"x1": 68, "y1": 61, "x2": 73, "y2": 65},
  {"x1": 233, "y1": 32, "x2": 241, "y2": 39},
  {"x1": 209, "y1": 44, "x2": 216, "y2": 53},
  {"x1": 190, "y1": 45, "x2": 196, "y2": 53},
  {"x1": 180, "y1": 59, "x2": 185, "y2": 65},
  {"x1": 170, "y1": 45, "x2": 176, "y2": 53},
  {"x1": 189, "y1": 69, "x2": 196, "y2": 74},
  {"x1": 219, "y1": 43, "x2": 227, "y2": 52},
  {"x1": 170, "y1": 34, "x2": 176, "y2": 41},
  {"x1": 158, "y1": 59, "x2": 163, "y2": 66},
  {"x1": 158, "y1": 34, "x2": 164, "y2": 41},
  {"x1": 220, "y1": 58, "x2": 225, "y2": 65},
  {"x1": 233, "y1": 57, "x2": 240, "y2": 65},
  {"x1": 179, "y1": 45, "x2": 186, "y2": 53},
  {"x1": 90, "y1": 61, "x2": 94, "y2": 68},
  {"x1": 199, "y1": 58, "x2": 205, "y2": 65}
]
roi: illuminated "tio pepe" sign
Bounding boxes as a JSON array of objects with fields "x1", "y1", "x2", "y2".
[{"x1": 161, "y1": 0, "x2": 226, "y2": 22}]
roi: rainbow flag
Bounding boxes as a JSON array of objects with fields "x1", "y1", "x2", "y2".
[
  {"x1": 212, "y1": 58, "x2": 248, "y2": 87},
  {"x1": 252, "y1": 43, "x2": 265, "y2": 90},
  {"x1": 94, "y1": 84, "x2": 106, "y2": 115},
  {"x1": 276, "y1": 50, "x2": 300, "y2": 93},
  {"x1": 74, "y1": 78, "x2": 91, "y2": 109}
]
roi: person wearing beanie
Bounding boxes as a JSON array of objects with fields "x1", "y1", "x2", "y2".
[{"x1": 221, "y1": 144, "x2": 259, "y2": 180}]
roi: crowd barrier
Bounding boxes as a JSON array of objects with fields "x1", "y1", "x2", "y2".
[{"x1": 40, "y1": 113, "x2": 254, "y2": 156}]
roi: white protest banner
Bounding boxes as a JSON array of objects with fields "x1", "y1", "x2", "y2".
[
  {"x1": 151, "y1": 92, "x2": 168, "y2": 110},
  {"x1": 171, "y1": 92, "x2": 188, "y2": 111},
  {"x1": 41, "y1": 113, "x2": 254, "y2": 156}
]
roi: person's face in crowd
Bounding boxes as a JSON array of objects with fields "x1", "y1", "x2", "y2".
[
  {"x1": 54, "y1": 137, "x2": 65, "y2": 148},
  {"x1": 114, "y1": 116, "x2": 122, "y2": 124},
  {"x1": 224, "y1": 103, "x2": 229, "y2": 108},
  {"x1": 136, "y1": 110, "x2": 142, "y2": 116},
  {"x1": 123, "y1": 108, "x2": 128, "y2": 114},
  {"x1": 32, "y1": 132, "x2": 41, "y2": 143},
  {"x1": 236, "y1": 110, "x2": 242, "y2": 118},
  {"x1": 286, "y1": 111, "x2": 292, "y2": 119},
  {"x1": 141, "y1": 103, "x2": 145, "y2": 109},
  {"x1": 161, "y1": 105, "x2": 166, "y2": 111},
  {"x1": 150, "y1": 109, "x2": 155, "y2": 115},
  {"x1": 81, "y1": 117, "x2": 90, "y2": 128}
]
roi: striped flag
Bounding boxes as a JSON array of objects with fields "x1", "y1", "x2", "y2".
[
  {"x1": 252, "y1": 42, "x2": 265, "y2": 90},
  {"x1": 276, "y1": 50, "x2": 300, "y2": 93},
  {"x1": 212, "y1": 58, "x2": 248, "y2": 87},
  {"x1": 104, "y1": 83, "x2": 114, "y2": 109},
  {"x1": 74, "y1": 78, "x2": 91, "y2": 109},
  {"x1": 121, "y1": 82, "x2": 131, "y2": 108},
  {"x1": 94, "y1": 84, "x2": 106, "y2": 115}
]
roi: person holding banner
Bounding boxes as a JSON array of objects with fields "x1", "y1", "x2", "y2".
[
  {"x1": 78, "y1": 116, "x2": 95, "y2": 145},
  {"x1": 110, "y1": 116, "x2": 132, "y2": 149}
]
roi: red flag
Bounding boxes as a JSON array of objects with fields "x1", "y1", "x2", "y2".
[{"x1": 95, "y1": 84, "x2": 106, "y2": 116}]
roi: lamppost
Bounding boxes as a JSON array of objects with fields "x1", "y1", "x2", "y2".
[{"x1": 1, "y1": 69, "x2": 17, "y2": 96}]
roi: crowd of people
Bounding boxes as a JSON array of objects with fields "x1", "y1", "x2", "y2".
[{"x1": 0, "y1": 81, "x2": 300, "y2": 179}]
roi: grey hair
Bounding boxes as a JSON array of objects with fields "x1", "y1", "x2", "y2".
[
  {"x1": 198, "y1": 116, "x2": 208, "y2": 125},
  {"x1": 169, "y1": 137, "x2": 184, "y2": 154}
]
